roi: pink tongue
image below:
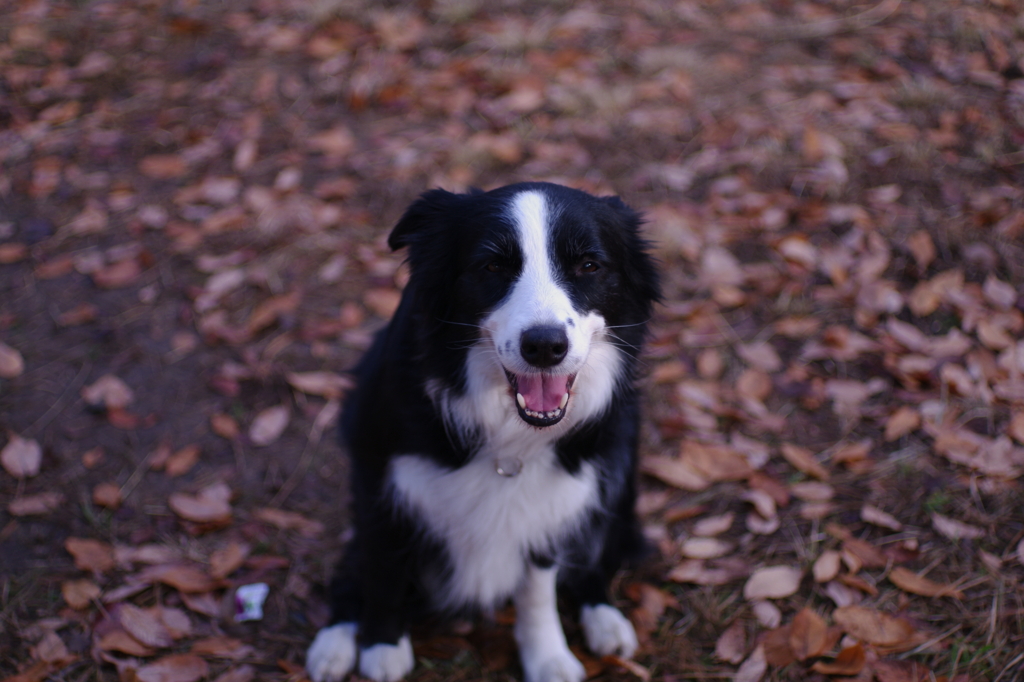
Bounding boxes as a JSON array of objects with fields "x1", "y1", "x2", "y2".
[{"x1": 517, "y1": 374, "x2": 568, "y2": 413}]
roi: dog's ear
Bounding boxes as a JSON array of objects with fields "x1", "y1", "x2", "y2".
[
  {"x1": 600, "y1": 195, "x2": 662, "y2": 307},
  {"x1": 388, "y1": 189, "x2": 460, "y2": 251}
]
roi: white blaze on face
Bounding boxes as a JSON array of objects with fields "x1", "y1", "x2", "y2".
[{"x1": 486, "y1": 191, "x2": 600, "y2": 378}]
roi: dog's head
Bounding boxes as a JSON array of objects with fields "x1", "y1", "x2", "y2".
[{"x1": 389, "y1": 182, "x2": 660, "y2": 429}]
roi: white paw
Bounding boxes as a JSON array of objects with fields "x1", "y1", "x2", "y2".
[
  {"x1": 359, "y1": 635, "x2": 414, "y2": 682},
  {"x1": 580, "y1": 604, "x2": 638, "y2": 658},
  {"x1": 520, "y1": 643, "x2": 586, "y2": 682},
  {"x1": 307, "y1": 623, "x2": 358, "y2": 682}
]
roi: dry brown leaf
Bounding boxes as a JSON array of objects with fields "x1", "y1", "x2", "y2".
[
  {"x1": 135, "y1": 653, "x2": 209, "y2": 682},
  {"x1": 363, "y1": 287, "x2": 402, "y2": 318},
  {"x1": 861, "y1": 504, "x2": 903, "y2": 531},
  {"x1": 65, "y1": 537, "x2": 115, "y2": 573},
  {"x1": 751, "y1": 600, "x2": 782, "y2": 628},
  {"x1": 600, "y1": 654, "x2": 649, "y2": 681},
  {"x1": 211, "y1": 665, "x2": 256, "y2": 682},
  {"x1": 286, "y1": 371, "x2": 354, "y2": 399},
  {"x1": 115, "y1": 544, "x2": 181, "y2": 567},
  {"x1": 680, "y1": 537, "x2": 733, "y2": 559},
  {"x1": 1009, "y1": 411, "x2": 1024, "y2": 445},
  {"x1": 165, "y1": 444, "x2": 201, "y2": 477},
  {"x1": 246, "y1": 291, "x2": 301, "y2": 334},
  {"x1": 733, "y1": 644, "x2": 767, "y2": 682},
  {"x1": 810, "y1": 643, "x2": 866, "y2": 676},
  {"x1": 667, "y1": 558, "x2": 748, "y2": 586},
  {"x1": 209, "y1": 542, "x2": 251, "y2": 579},
  {"x1": 906, "y1": 230, "x2": 935, "y2": 269},
  {"x1": 680, "y1": 441, "x2": 753, "y2": 481},
  {"x1": 255, "y1": 507, "x2": 324, "y2": 537},
  {"x1": 0, "y1": 342, "x2": 25, "y2": 378},
  {"x1": 249, "y1": 405, "x2": 290, "y2": 446},
  {"x1": 833, "y1": 605, "x2": 915, "y2": 646},
  {"x1": 210, "y1": 413, "x2": 240, "y2": 439},
  {"x1": 931, "y1": 513, "x2": 985, "y2": 540},
  {"x1": 714, "y1": 621, "x2": 746, "y2": 664},
  {"x1": 92, "y1": 482, "x2": 122, "y2": 509},
  {"x1": 779, "y1": 443, "x2": 829, "y2": 480},
  {"x1": 97, "y1": 629, "x2": 157, "y2": 657},
  {"x1": 118, "y1": 603, "x2": 173, "y2": 648},
  {"x1": 140, "y1": 154, "x2": 188, "y2": 179},
  {"x1": 884, "y1": 406, "x2": 921, "y2": 441},
  {"x1": 92, "y1": 258, "x2": 142, "y2": 289},
  {"x1": 180, "y1": 591, "x2": 222, "y2": 617},
  {"x1": 737, "y1": 342, "x2": 782, "y2": 372},
  {"x1": 888, "y1": 566, "x2": 964, "y2": 598},
  {"x1": 789, "y1": 481, "x2": 834, "y2": 501},
  {"x1": 168, "y1": 482, "x2": 233, "y2": 524},
  {"x1": 8, "y1": 492, "x2": 64, "y2": 516},
  {"x1": 81, "y1": 375, "x2": 134, "y2": 410},
  {"x1": 872, "y1": 659, "x2": 934, "y2": 682},
  {"x1": 2, "y1": 433, "x2": 42, "y2": 478},
  {"x1": 191, "y1": 636, "x2": 255, "y2": 660},
  {"x1": 743, "y1": 566, "x2": 802, "y2": 600},
  {"x1": 812, "y1": 550, "x2": 841, "y2": 583},
  {"x1": 640, "y1": 454, "x2": 709, "y2": 491},
  {"x1": 31, "y1": 630, "x2": 74, "y2": 665},
  {"x1": 61, "y1": 579, "x2": 100, "y2": 609},
  {"x1": 693, "y1": 512, "x2": 734, "y2": 537},
  {"x1": 139, "y1": 564, "x2": 220, "y2": 593},
  {"x1": 789, "y1": 607, "x2": 828, "y2": 661},
  {"x1": 762, "y1": 623, "x2": 797, "y2": 666}
]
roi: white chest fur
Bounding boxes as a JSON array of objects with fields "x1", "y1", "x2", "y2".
[{"x1": 388, "y1": 447, "x2": 597, "y2": 611}]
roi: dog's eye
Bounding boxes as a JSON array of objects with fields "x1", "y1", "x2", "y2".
[
  {"x1": 578, "y1": 261, "x2": 600, "y2": 274},
  {"x1": 486, "y1": 262, "x2": 503, "y2": 273}
]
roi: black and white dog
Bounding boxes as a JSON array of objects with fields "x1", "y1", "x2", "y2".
[{"x1": 307, "y1": 182, "x2": 660, "y2": 682}]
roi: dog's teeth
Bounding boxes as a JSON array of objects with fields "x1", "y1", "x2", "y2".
[
  {"x1": 559, "y1": 392, "x2": 569, "y2": 409},
  {"x1": 517, "y1": 393, "x2": 526, "y2": 409}
]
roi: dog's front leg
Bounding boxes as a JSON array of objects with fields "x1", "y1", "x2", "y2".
[{"x1": 514, "y1": 562, "x2": 586, "y2": 682}]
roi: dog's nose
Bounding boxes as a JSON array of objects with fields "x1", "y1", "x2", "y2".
[{"x1": 520, "y1": 326, "x2": 569, "y2": 368}]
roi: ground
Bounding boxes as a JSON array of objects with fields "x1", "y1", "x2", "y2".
[{"x1": 1, "y1": 1, "x2": 1024, "y2": 681}]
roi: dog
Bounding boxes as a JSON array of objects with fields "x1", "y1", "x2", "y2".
[{"x1": 306, "y1": 182, "x2": 660, "y2": 682}]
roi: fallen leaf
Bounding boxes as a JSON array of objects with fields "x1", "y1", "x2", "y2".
[
  {"x1": 789, "y1": 481, "x2": 834, "y2": 501},
  {"x1": 0, "y1": 342, "x2": 25, "y2": 378},
  {"x1": 715, "y1": 621, "x2": 746, "y2": 664},
  {"x1": 117, "y1": 603, "x2": 173, "y2": 648},
  {"x1": 81, "y1": 375, "x2": 134, "y2": 410},
  {"x1": 61, "y1": 579, "x2": 100, "y2": 609},
  {"x1": 813, "y1": 550, "x2": 841, "y2": 583},
  {"x1": 931, "y1": 513, "x2": 985, "y2": 540},
  {"x1": 139, "y1": 564, "x2": 221, "y2": 593},
  {"x1": 8, "y1": 492, "x2": 64, "y2": 516},
  {"x1": 789, "y1": 608, "x2": 828, "y2": 660},
  {"x1": 210, "y1": 413, "x2": 240, "y2": 439},
  {"x1": 640, "y1": 454, "x2": 709, "y2": 491},
  {"x1": 135, "y1": 653, "x2": 209, "y2": 682},
  {"x1": 833, "y1": 605, "x2": 915, "y2": 646},
  {"x1": 168, "y1": 482, "x2": 233, "y2": 524},
  {"x1": 249, "y1": 405, "x2": 290, "y2": 446},
  {"x1": 246, "y1": 291, "x2": 301, "y2": 334},
  {"x1": 209, "y1": 542, "x2": 251, "y2": 579},
  {"x1": 97, "y1": 629, "x2": 157, "y2": 657},
  {"x1": 872, "y1": 659, "x2": 934, "y2": 682},
  {"x1": 888, "y1": 566, "x2": 964, "y2": 598},
  {"x1": 211, "y1": 665, "x2": 256, "y2": 682},
  {"x1": 165, "y1": 444, "x2": 201, "y2": 477},
  {"x1": 743, "y1": 566, "x2": 802, "y2": 600},
  {"x1": 751, "y1": 600, "x2": 781, "y2": 628},
  {"x1": 286, "y1": 371, "x2": 354, "y2": 399},
  {"x1": 680, "y1": 441, "x2": 753, "y2": 481},
  {"x1": 191, "y1": 636, "x2": 255, "y2": 660},
  {"x1": 761, "y1": 624, "x2": 795, "y2": 666},
  {"x1": 115, "y1": 544, "x2": 181, "y2": 567},
  {"x1": 1, "y1": 433, "x2": 42, "y2": 478},
  {"x1": 92, "y1": 258, "x2": 142, "y2": 288},
  {"x1": 779, "y1": 443, "x2": 829, "y2": 480},
  {"x1": 680, "y1": 537, "x2": 733, "y2": 559},
  {"x1": 810, "y1": 643, "x2": 866, "y2": 676},
  {"x1": 861, "y1": 504, "x2": 903, "y2": 531},
  {"x1": 92, "y1": 482, "x2": 122, "y2": 509},
  {"x1": 140, "y1": 155, "x2": 188, "y2": 180},
  {"x1": 734, "y1": 644, "x2": 767, "y2": 682},
  {"x1": 1009, "y1": 411, "x2": 1024, "y2": 445},
  {"x1": 693, "y1": 512, "x2": 734, "y2": 537},
  {"x1": 65, "y1": 537, "x2": 115, "y2": 573},
  {"x1": 884, "y1": 406, "x2": 921, "y2": 441},
  {"x1": 255, "y1": 508, "x2": 324, "y2": 537}
]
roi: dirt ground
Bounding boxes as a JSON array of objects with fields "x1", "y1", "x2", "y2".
[{"x1": 1, "y1": 1, "x2": 1024, "y2": 681}]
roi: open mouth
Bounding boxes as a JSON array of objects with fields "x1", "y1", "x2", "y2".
[{"x1": 503, "y1": 368, "x2": 576, "y2": 427}]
